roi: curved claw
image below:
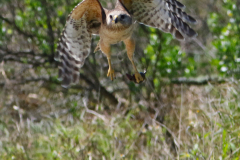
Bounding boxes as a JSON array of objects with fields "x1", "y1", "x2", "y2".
[
  {"x1": 107, "y1": 68, "x2": 115, "y2": 81},
  {"x1": 134, "y1": 72, "x2": 144, "y2": 83},
  {"x1": 126, "y1": 71, "x2": 146, "y2": 84}
]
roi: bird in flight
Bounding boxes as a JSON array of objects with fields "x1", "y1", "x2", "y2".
[{"x1": 56, "y1": 0, "x2": 197, "y2": 87}]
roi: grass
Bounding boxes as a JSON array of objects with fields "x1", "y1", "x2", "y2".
[{"x1": 0, "y1": 81, "x2": 240, "y2": 159}]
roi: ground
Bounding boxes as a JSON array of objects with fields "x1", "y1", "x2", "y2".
[{"x1": 0, "y1": 79, "x2": 239, "y2": 159}]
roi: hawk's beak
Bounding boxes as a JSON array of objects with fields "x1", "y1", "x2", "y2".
[{"x1": 113, "y1": 15, "x2": 118, "y2": 23}]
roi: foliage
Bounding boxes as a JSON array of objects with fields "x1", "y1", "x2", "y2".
[
  {"x1": 208, "y1": 0, "x2": 240, "y2": 78},
  {"x1": 0, "y1": 0, "x2": 240, "y2": 159}
]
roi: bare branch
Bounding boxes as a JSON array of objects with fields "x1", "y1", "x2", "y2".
[
  {"x1": 0, "y1": 74, "x2": 119, "y2": 106},
  {"x1": 170, "y1": 77, "x2": 226, "y2": 85},
  {"x1": 0, "y1": 15, "x2": 36, "y2": 39},
  {"x1": 0, "y1": 77, "x2": 50, "y2": 87}
]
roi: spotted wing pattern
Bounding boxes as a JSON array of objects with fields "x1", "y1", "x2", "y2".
[
  {"x1": 56, "y1": 0, "x2": 103, "y2": 87},
  {"x1": 120, "y1": 0, "x2": 197, "y2": 40}
]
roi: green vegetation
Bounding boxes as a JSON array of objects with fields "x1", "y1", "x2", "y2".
[{"x1": 0, "y1": 0, "x2": 239, "y2": 159}]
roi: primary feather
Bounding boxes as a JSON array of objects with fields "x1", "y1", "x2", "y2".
[
  {"x1": 120, "y1": 0, "x2": 197, "y2": 40},
  {"x1": 56, "y1": 0, "x2": 104, "y2": 87}
]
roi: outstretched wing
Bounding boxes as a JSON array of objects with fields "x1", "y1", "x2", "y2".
[
  {"x1": 56, "y1": 0, "x2": 105, "y2": 87},
  {"x1": 119, "y1": 0, "x2": 197, "y2": 40}
]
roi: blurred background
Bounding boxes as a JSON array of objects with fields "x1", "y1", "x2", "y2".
[{"x1": 0, "y1": 0, "x2": 239, "y2": 159}]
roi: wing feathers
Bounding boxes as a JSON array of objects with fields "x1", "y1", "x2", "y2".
[
  {"x1": 57, "y1": 15, "x2": 92, "y2": 87},
  {"x1": 57, "y1": 0, "x2": 103, "y2": 87},
  {"x1": 166, "y1": 0, "x2": 185, "y2": 9},
  {"x1": 166, "y1": 2, "x2": 197, "y2": 24},
  {"x1": 71, "y1": 0, "x2": 103, "y2": 21},
  {"x1": 120, "y1": 0, "x2": 197, "y2": 40}
]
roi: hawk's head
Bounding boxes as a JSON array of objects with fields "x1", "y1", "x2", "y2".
[{"x1": 106, "y1": 11, "x2": 132, "y2": 30}]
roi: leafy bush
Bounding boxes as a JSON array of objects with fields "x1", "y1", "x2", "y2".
[{"x1": 208, "y1": 0, "x2": 240, "y2": 78}]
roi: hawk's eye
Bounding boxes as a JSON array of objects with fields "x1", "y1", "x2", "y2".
[
  {"x1": 121, "y1": 15, "x2": 125, "y2": 19},
  {"x1": 110, "y1": 15, "x2": 113, "y2": 19}
]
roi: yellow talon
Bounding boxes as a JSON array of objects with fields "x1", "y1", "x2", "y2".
[
  {"x1": 134, "y1": 72, "x2": 144, "y2": 83},
  {"x1": 107, "y1": 68, "x2": 115, "y2": 81}
]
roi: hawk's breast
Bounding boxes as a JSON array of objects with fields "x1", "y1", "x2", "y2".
[{"x1": 99, "y1": 23, "x2": 135, "y2": 44}]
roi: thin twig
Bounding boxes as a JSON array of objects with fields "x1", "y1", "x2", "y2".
[
  {"x1": 0, "y1": 61, "x2": 9, "y2": 84},
  {"x1": 85, "y1": 108, "x2": 106, "y2": 122},
  {"x1": 153, "y1": 120, "x2": 179, "y2": 149}
]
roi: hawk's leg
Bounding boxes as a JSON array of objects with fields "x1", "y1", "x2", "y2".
[
  {"x1": 124, "y1": 38, "x2": 144, "y2": 83},
  {"x1": 106, "y1": 57, "x2": 116, "y2": 80},
  {"x1": 100, "y1": 40, "x2": 115, "y2": 80}
]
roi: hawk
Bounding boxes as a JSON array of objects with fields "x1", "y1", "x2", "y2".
[{"x1": 57, "y1": 0, "x2": 197, "y2": 87}]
